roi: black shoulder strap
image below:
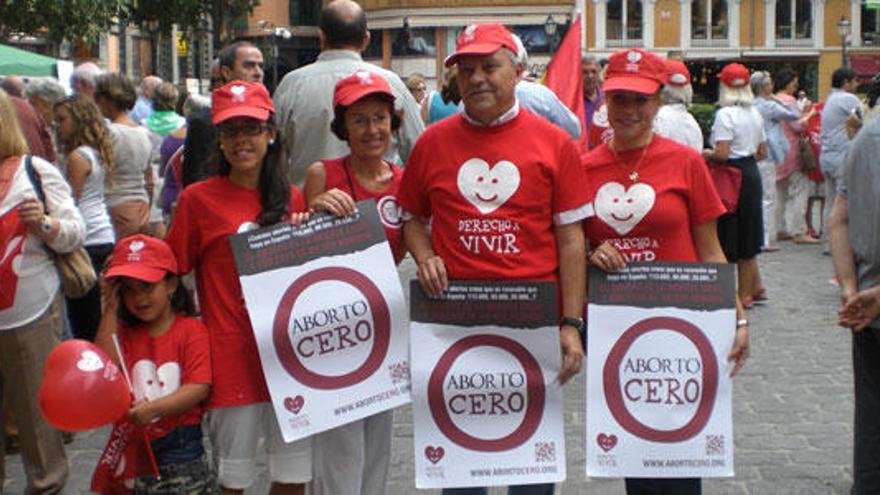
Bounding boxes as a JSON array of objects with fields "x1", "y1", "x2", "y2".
[{"x1": 23, "y1": 155, "x2": 47, "y2": 206}]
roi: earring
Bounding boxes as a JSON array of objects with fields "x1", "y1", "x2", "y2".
[{"x1": 269, "y1": 139, "x2": 275, "y2": 145}]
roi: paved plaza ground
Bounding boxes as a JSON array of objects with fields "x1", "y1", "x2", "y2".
[{"x1": 4, "y1": 242, "x2": 854, "y2": 494}]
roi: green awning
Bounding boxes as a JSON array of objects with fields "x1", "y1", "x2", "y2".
[{"x1": 0, "y1": 43, "x2": 57, "y2": 77}]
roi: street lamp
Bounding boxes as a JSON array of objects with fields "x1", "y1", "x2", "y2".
[
  {"x1": 838, "y1": 15, "x2": 852, "y2": 68},
  {"x1": 544, "y1": 15, "x2": 559, "y2": 55},
  {"x1": 258, "y1": 19, "x2": 292, "y2": 89}
]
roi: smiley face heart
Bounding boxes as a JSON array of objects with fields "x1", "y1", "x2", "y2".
[
  {"x1": 131, "y1": 360, "x2": 181, "y2": 402},
  {"x1": 457, "y1": 158, "x2": 520, "y2": 215},
  {"x1": 594, "y1": 181, "x2": 655, "y2": 236},
  {"x1": 424, "y1": 445, "x2": 445, "y2": 464},
  {"x1": 597, "y1": 433, "x2": 618, "y2": 452},
  {"x1": 284, "y1": 395, "x2": 304, "y2": 414},
  {"x1": 76, "y1": 350, "x2": 105, "y2": 372}
]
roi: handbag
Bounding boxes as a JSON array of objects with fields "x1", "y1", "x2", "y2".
[
  {"x1": 799, "y1": 136, "x2": 817, "y2": 173},
  {"x1": 23, "y1": 156, "x2": 97, "y2": 299},
  {"x1": 707, "y1": 161, "x2": 742, "y2": 213}
]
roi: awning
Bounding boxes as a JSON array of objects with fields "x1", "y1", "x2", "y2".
[
  {"x1": 850, "y1": 54, "x2": 880, "y2": 77},
  {"x1": 0, "y1": 43, "x2": 58, "y2": 77}
]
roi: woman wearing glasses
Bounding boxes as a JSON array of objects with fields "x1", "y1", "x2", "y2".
[{"x1": 165, "y1": 82, "x2": 312, "y2": 495}]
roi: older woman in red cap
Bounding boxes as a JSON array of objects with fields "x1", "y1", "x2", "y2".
[
  {"x1": 703, "y1": 63, "x2": 769, "y2": 309},
  {"x1": 582, "y1": 50, "x2": 750, "y2": 495},
  {"x1": 165, "y1": 81, "x2": 311, "y2": 495},
  {"x1": 301, "y1": 70, "x2": 403, "y2": 495}
]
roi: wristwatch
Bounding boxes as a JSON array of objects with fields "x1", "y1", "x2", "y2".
[
  {"x1": 561, "y1": 316, "x2": 587, "y2": 350},
  {"x1": 40, "y1": 215, "x2": 52, "y2": 233}
]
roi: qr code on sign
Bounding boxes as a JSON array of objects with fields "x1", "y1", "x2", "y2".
[
  {"x1": 388, "y1": 361, "x2": 409, "y2": 384},
  {"x1": 535, "y1": 441, "x2": 556, "y2": 463},
  {"x1": 705, "y1": 435, "x2": 724, "y2": 456}
]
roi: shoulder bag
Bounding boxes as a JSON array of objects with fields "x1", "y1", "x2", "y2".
[{"x1": 24, "y1": 155, "x2": 97, "y2": 299}]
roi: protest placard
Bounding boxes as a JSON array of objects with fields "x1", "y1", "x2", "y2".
[
  {"x1": 586, "y1": 262, "x2": 736, "y2": 477},
  {"x1": 411, "y1": 281, "x2": 566, "y2": 488},
  {"x1": 231, "y1": 201, "x2": 410, "y2": 442}
]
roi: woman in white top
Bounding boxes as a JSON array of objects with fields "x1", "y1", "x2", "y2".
[
  {"x1": 54, "y1": 94, "x2": 116, "y2": 341},
  {"x1": 703, "y1": 63, "x2": 769, "y2": 308},
  {"x1": 653, "y1": 59, "x2": 703, "y2": 152},
  {"x1": 0, "y1": 88, "x2": 84, "y2": 492},
  {"x1": 94, "y1": 73, "x2": 154, "y2": 239}
]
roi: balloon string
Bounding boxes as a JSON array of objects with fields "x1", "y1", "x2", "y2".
[
  {"x1": 111, "y1": 334, "x2": 161, "y2": 480},
  {"x1": 111, "y1": 334, "x2": 133, "y2": 393}
]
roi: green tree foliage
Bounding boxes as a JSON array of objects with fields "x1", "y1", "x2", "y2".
[
  {"x1": 123, "y1": 0, "x2": 260, "y2": 47},
  {"x1": 0, "y1": 0, "x2": 120, "y2": 43}
]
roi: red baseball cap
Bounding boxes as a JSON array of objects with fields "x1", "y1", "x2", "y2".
[
  {"x1": 664, "y1": 59, "x2": 691, "y2": 87},
  {"x1": 444, "y1": 23, "x2": 518, "y2": 67},
  {"x1": 603, "y1": 48, "x2": 667, "y2": 94},
  {"x1": 718, "y1": 63, "x2": 750, "y2": 89},
  {"x1": 105, "y1": 235, "x2": 178, "y2": 283},
  {"x1": 333, "y1": 71, "x2": 395, "y2": 109},
  {"x1": 211, "y1": 81, "x2": 274, "y2": 124}
]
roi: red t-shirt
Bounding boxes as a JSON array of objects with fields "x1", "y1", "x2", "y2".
[
  {"x1": 118, "y1": 315, "x2": 211, "y2": 439},
  {"x1": 322, "y1": 156, "x2": 405, "y2": 264},
  {"x1": 165, "y1": 176, "x2": 305, "y2": 408},
  {"x1": 581, "y1": 136, "x2": 725, "y2": 263},
  {"x1": 398, "y1": 110, "x2": 592, "y2": 281}
]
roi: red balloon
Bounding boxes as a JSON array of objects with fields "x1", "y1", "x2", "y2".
[{"x1": 39, "y1": 340, "x2": 131, "y2": 431}]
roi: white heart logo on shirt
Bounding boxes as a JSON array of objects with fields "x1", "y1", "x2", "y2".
[
  {"x1": 132, "y1": 360, "x2": 181, "y2": 402},
  {"x1": 457, "y1": 158, "x2": 520, "y2": 215},
  {"x1": 595, "y1": 181, "x2": 656, "y2": 236},
  {"x1": 76, "y1": 350, "x2": 105, "y2": 372}
]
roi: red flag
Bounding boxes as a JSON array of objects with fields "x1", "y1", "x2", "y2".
[
  {"x1": 543, "y1": 16, "x2": 586, "y2": 150},
  {"x1": 91, "y1": 419, "x2": 159, "y2": 494}
]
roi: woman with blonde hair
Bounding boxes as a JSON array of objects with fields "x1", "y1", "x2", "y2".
[
  {"x1": 703, "y1": 63, "x2": 769, "y2": 308},
  {"x1": 0, "y1": 88, "x2": 84, "y2": 493},
  {"x1": 53, "y1": 94, "x2": 116, "y2": 341}
]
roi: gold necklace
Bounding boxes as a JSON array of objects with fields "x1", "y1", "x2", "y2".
[{"x1": 610, "y1": 139, "x2": 651, "y2": 183}]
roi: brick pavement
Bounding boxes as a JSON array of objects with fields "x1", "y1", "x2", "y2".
[{"x1": 3, "y1": 243, "x2": 853, "y2": 494}]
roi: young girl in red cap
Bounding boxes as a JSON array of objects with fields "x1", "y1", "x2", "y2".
[
  {"x1": 95, "y1": 234, "x2": 215, "y2": 493},
  {"x1": 165, "y1": 81, "x2": 311, "y2": 495}
]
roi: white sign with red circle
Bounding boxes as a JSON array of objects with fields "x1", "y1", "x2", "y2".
[
  {"x1": 586, "y1": 306, "x2": 735, "y2": 477},
  {"x1": 237, "y1": 236, "x2": 410, "y2": 443},
  {"x1": 411, "y1": 324, "x2": 565, "y2": 488}
]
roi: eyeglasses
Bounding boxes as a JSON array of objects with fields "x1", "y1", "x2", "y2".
[{"x1": 217, "y1": 121, "x2": 271, "y2": 138}]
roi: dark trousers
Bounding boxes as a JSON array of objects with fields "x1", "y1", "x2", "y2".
[
  {"x1": 65, "y1": 243, "x2": 113, "y2": 342},
  {"x1": 625, "y1": 478, "x2": 701, "y2": 494},
  {"x1": 443, "y1": 483, "x2": 555, "y2": 495},
  {"x1": 853, "y1": 327, "x2": 880, "y2": 494}
]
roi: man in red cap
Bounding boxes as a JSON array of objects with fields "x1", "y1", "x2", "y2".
[
  {"x1": 398, "y1": 23, "x2": 591, "y2": 493},
  {"x1": 653, "y1": 58, "x2": 703, "y2": 151}
]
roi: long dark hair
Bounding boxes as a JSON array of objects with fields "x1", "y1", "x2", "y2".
[
  {"x1": 216, "y1": 114, "x2": 290, "y2": 226},
  {"x1": 182, "y1": 104, "x2": 217, "y2": 187},
  {"x1": 117, "y1": 274, "x2": 197, "y2": 327}
]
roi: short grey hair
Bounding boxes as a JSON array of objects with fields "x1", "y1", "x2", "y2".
[
  {"x1": 510, "y1": 33, "x2": 528, "y2": 66},
  {"x1": 71, "y1": 62, "x2": 103, "y2": 88},
  {"x1": 661, "y1": 84, "x2": 692, "y2": 105},
  {"x1": 582, "y1": 52, "x2": 599, "y2": 66},
  {"x1": 183, "y1": 94, "x2": 210, "y2": 118},
  {"x1": 749, "y1": 71, "x2": 771, "y2": 97},
  {"x1": 23, "y1": 78, "x2": 67, "y2": 104}
]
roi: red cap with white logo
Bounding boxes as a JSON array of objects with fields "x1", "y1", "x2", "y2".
[
  {"x1": 105, "y1": 235, "x2": 178, "y2": 283},
  {"x1": 603, "y1": 48, "x2": 667, "y2": 94},
  {"x1": 211, "y1": 81, "x2": 275, "y2": 124},
  {"x1": 444, "y1": 23, "x2": 519, "y2": 67},
  {"x1": 718, "y1": 63, "x2": 750, "y2": 89},
  {"x1": 333, "y1": 71, "x2": 395, "y2": 109},
  {"x1": 664, "y1": 59, "x2": 692, "y2": 87}
]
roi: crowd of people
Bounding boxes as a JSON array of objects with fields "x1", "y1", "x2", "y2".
[{"x1": 1, "y1": 0, "x2": 880, "y2": 493}]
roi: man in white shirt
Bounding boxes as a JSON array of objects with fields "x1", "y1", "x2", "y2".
[{"x1": 273, "y1": 0, "x2": 424, "y2": 186}]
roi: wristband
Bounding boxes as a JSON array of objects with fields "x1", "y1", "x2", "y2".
[{"x1": 736, "y1": 318, "x2": 748, "y2": 328}]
